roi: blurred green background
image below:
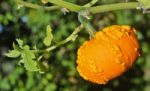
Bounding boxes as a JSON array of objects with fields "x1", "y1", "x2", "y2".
[{"x1": 0, "y1": 0, "x2": 150, "y2": 91}]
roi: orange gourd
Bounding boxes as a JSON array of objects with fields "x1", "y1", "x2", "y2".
[{"x1": 77, "y1": 25, "x2": 141, "y2": 84}]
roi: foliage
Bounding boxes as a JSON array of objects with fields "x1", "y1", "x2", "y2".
[{"x1": 0, "y1": 0, "x2": 150, "y2": 91}]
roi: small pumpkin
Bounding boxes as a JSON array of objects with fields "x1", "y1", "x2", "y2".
[{"x1": 77, "y1": 25, "x2": 141, "y2": 84}]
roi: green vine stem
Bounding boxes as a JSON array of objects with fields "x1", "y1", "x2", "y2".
[
  {"x1": 89, "y1": 2, "x2": 139, "y2": 14},
  {"x1": 17, "y1": 0, "x2": 140, "y2": 14},
  {"x1": 33, "y1": 24, "x2": 84, "y2": 53},
  {"x1": 48, "y1": 0, "x2": 139, "y2": 13}
]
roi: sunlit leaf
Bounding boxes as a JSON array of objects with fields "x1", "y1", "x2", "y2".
[
  {"x1": 5, "y1": 50, "x2": 20, "y2": 58},
  {"x1": 21, "y1": 45, "x2": 39, "y2": 71}
]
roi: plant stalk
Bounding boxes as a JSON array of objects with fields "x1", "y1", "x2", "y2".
[
  {"x1": 17, "y1": 0, "x2": 140, "y2": 14},
  {"x1": 33, "y1": 24, "x2": 84, "y2": 53},
  {"x1": 46, "y1": 24, "x2": 83, "y2": 52},
  {"x1": 89, "y1": 2, "x2": 139, "y2": 14}
]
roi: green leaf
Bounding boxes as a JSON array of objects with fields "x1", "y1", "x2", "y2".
[
  {"x1": 43, "y1": 25, "x2": 53, "y2": 46},
  {"x1": 21, "y1": 45, "x2": 39, "y2": 71},
  {"x1": 5, "y1": 50, "x2": 20, "y2": 58},
  {"x1": 16, "y1": 39, "x2": 24, "y2": 48}
]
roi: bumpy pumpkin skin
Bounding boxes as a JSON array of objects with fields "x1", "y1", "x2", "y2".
[{"x1": 77, "y1": 25, "x2": 141, "y2": 85}]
